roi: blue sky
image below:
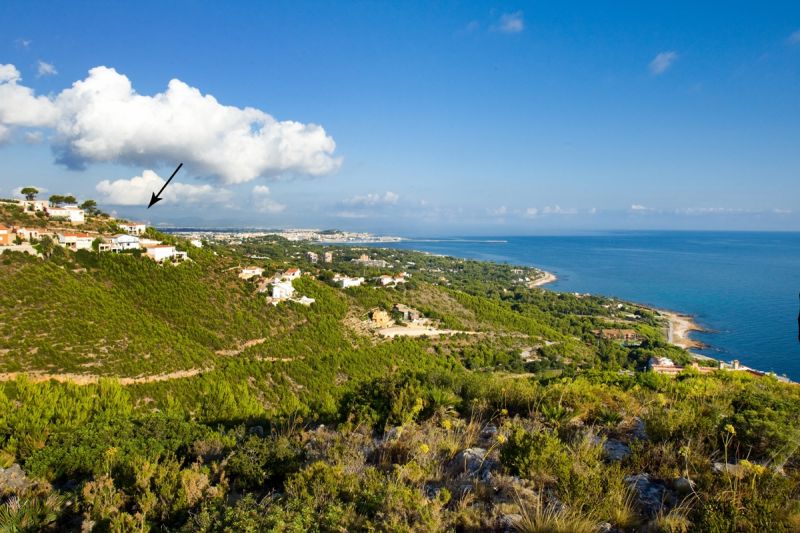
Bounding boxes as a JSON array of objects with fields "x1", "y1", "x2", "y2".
[{"x1": 1, "y1": 1, "x2": 799, "y2": 235}]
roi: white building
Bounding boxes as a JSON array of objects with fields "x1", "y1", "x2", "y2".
[
  {"x1": 58, "y1": 232, "x2": 95, "y2": 251},
  {"x1": 109, "y1": 234, "x2": 140, "y2": 251},
  {"x1": 190, "y1": 239, "x2": 203, "y2": 248},
  {"x1": 119, "y1": 222, "x2": 146, "y2": 235},
  {"x1": 323, "y1": 251, "x2": 333, "y2": 263},
  {"x1": 18, "y1": 200, "x2": 49, "y2": 212},
  {"x1": 240, "y1": 266, "x2": 264, "y2": 279},
  {"x1": 145, "y1": 245, "x2": 177, "y2": 262},
  {"x1": 306, "y1": 251, "x2": 319, "y2": 263},
  {"x1": 272, "y1": 281, "x2": 295, "y2": 299},
  {"x1": 14, "y1": 227, "x2": 40, "y2": 241},
  {"x1": 281, "y1": 268, "x2": 301, "y2": 280},
  {"x1": 296, "y1": 296, "x2": 316, "y2": 306},
  {"x1": 47, "y1": 205, "x2": 85, "y2": 224},
  {"x1": 333, "y1": 274, "x2": 364, "y2": 288}
]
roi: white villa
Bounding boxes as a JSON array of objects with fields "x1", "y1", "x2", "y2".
[
  {"x1": 14, "y1": 227, "x2": 41, "y2": 241},
  {"x1": 145, "y1": 245, "x2": 178, "y2": 262},
  {"x1": 190, "y1": 239, "x2": 203, "y2": 248},
  {"x1": 333, "y1": 273, "x2": 364, "y2": 288},
  {"x1": 378, "y1": 273, "x2": 407, "y2": 286},
  {"x1": 18, "y1": 199, "x2": 49, "y2": 212},
  {"x1": 272, "y1": 281, "x2": 296, "y2": 299},
  {"x1": 306, "y1": 251, "x2": 319, "y2": 263},
  {"x1": 271, "y1": 268, "x2": 302, "y2": 283},
  {"x1": 47, "y1": 205, "x2": 85, "y2": 224},
  {"x1": 119, "y1": 222, "x2": 146, "y2": 235},
  {"x1": 240, "y1": 266, "x2": 264, "y2": 280},
  {"x1": 99, "y1": 234, "x2": 140, "y2": 252},
  {"x1": 58, "y1": 232, "x2": 95, "y2": 251}
]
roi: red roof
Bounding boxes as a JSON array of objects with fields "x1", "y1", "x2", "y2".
[{"x1": 60, "y1": 232, "x2": 93, "y2": 238}]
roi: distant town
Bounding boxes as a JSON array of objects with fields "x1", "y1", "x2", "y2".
[{"x1": 165, "y1": 228, "x2": 404, "y2": 244}]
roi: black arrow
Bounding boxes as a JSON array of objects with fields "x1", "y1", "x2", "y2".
[{"x1": 148, "y1": 163, "x2": 183, "y2": 208}]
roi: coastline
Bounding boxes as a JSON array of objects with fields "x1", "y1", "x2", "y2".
[
  {"x1": 530, "y1": 270, "x2": 557, "y2": 287},
  {"x1": 657, "y1": 308, "x2": 708, "y2": 352}
]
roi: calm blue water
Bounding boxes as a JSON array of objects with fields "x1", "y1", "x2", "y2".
[{"x1": 368, "y1": 232, "x2": 800, "y2": 380}]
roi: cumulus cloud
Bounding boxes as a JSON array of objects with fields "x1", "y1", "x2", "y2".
[
  {"x1": 95, "y1": 169, "x2": 231, "y2": 206},
  {"x1": 630, "y1": 204, "x2": 652, "y2": 211},
  {"x1": 36, "y1": 60, "x2": 57, "y2": 77},
  {"x1": 649, "y1": 51, "x2": 678, "y2": 75},
  {"x1": 0, "y1": 64, "x2": 59, "y2": 127},
  {"x1": 494, "y1": 11, "x2": 524, "y2": 34},
  {"x1": 343, "y1": 191, "x2": 399, "y2": 207},
  {"x1": 251, "y1": 185, "x2": 285, "y2": 213},
  {"x1": 788, "y1": 30, "x2": 800, "y2": 45},
  {"x1": 488, "y1": 205, "x2": 508, "y2": 216},
  {"x1": 0, "y1": 64, "x2": 341, "y2": 184}
]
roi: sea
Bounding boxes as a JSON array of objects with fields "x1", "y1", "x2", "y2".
[{"x1": 362, "y1": 231, "x2": 800, "y2": 381}]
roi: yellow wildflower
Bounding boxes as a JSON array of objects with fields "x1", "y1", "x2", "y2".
[
  {"x1": 496, "y1": 434, "x2": 507, "y2": 444},
  {"x1": 418, "y1": 443, "x2": 430, "y2": 455}
]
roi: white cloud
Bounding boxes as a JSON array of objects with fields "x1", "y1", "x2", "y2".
[
  {"x1": 488, "y1": 205, "x2": 508, "y2": 216},
  {"x1": 251, "y1": 185, "x2": 285, "y2": 213},
  {"x1": 523, "y1": 207, "x2": 539, "y2": 218},
  {"x1": 630, "y1": 204, "x2": 651, "y2": 211},
  {"x1": 15, "y1": 39, "x2": 31, "y2": 49},
  {"x1": 95, "y1": 169, "x2": 231, "y2": 206},
  {"x1": 0, "y1": 64, "x2": 341, "y2": 184},
  {"x1": 495, "y1": 11, "x2": 524, "y2": 34},
  {"x1": 36, "y1": 60, "x2": 57, "y2": 77},
  {"x1": 649, "y1": 51, "x2": 678, "y2": 75},
  {"x1": 0, "y1": 64, "x2": 59, "y2": 127},
  {"x1": 343, "y1": 191, "x2": 399, "y2": 207},
  {"x1": 788, "y1": 29, "x2": 800, "y2": 45}
]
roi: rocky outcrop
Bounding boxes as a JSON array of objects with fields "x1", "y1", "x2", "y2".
[
  {"x1": 625, "y1": 473, "x2": 677, "y2": 518},
  {"x1": 0, "y1": 464, "x2": 34, "y2": 495}
]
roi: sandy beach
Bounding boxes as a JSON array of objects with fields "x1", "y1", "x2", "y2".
[
  {"x1": 659, "y1": 309, "x2": 706, "y2": 350},
  {"x1": 529, "y1": 270, "x2": 557, "y2": 287}
]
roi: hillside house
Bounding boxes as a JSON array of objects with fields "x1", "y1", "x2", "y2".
[
  {"x1": 110, "y1": 234, "x2": 140, "y2": 251},
  {"x1": 323, "y1": 251, "x2": 333, "y2": 263},
  {"x1": 14, "y1": 227, "x2": 40, "y2": 241},
  {"x1": 18, "y1": 199, "x2": 49, "y2": 212},
  {"x1": 353, "y1": 254, "x2": 389, "y2": 268},
  {"x1": 378, "y1": 273, "x2": 407, "y2": 286},
  {"x1": 240, "y1": 266, "x2": 264, "y2": 280},
  {"x1": 282, "y1": 268, "x2": 301, "y2": 280},
  {"x1": 272, "y1": 281, "x2": 295, "y2": 299},
  {"x1": 296, "y1": 296, "x2": 316, "y2": 306},
  {"x1": 119, "y1": 222, "x2": 146, "y2": 235},
  {"x1": 393, "y1": 304, "x2": 421, "y2": 322},
  {"x1": 0, "y1": 225, "x2": 11, "y2": 246},
  {"x1": 47, "y1": 205, "x2": 85, "y2": 224},
  {"x1": 58, "y1": 232, "x2": 94, "y2": 251},
  {"x1": 648, "y1": 356, "x2": 718, "y2": 376},
  {"x1": 306, "y1": 251, "x2": 319, "y2": 263},
  {"x1": 145, "y1": 245, "x2": 177, "y2": 263},
  {"x1": 333, "y1": 274, "x2": 364, "y2": 288},
  {"x1": 190, "y1": 239, "x2": 203, "y2": 248}
]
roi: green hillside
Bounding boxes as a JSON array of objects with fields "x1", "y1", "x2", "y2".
[{"x1": 1, "y1": 235, "x2": 799, "y2": 531}]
